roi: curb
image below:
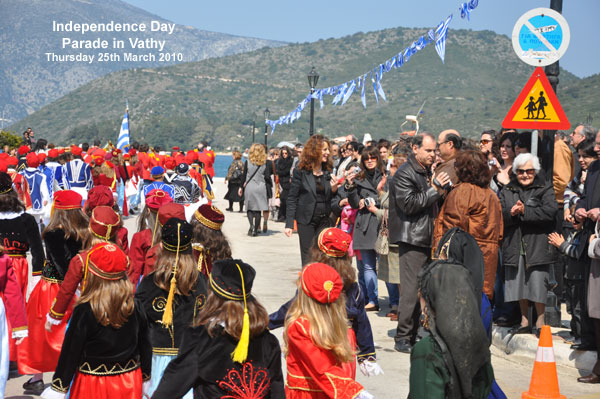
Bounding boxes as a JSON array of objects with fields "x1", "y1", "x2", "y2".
[{"x1": 491, "y1": 326, "x2": 597, "y2": 374}]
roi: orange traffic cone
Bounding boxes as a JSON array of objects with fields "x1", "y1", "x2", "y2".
[{"x1": 522, "y1": 325, "x2": 565, "y2": 399}]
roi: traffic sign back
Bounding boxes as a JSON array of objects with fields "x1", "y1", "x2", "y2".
[{"x1": 502, "y1": 67, "x2": 569, "y2": 130}]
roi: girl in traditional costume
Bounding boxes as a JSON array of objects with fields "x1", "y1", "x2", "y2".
[
  {"x1": 270, "y1": 227, "x2": 382, "y2": 376},
  {"x1": 0, "y1": 245, "x2": 28, "y2": 397},
  {"x1": 127, "y1": 189, "x2": 173, "y2": 286},
  {"x1": 190, "y1": 204, "x2": 231, "y2": 276},
  {"x1": 45, "y1": 206, "x2": 121, "y2": 328},
  {"x1": 41, "y1": 242, "x2": 151, "y2": 399},
  {"x1": 152, "y1": 259, "x2": 285, "y2": 398},
  {"x1": 0, "y1": 172, "x2": 43, "y2": 364},
  {"x1": 135, "y1": 218, "x2": 208, "y2": 398},
  {"x1": 18, "y1": 190, "x2": 89, "y2": 395},
  {"x1": 283, "y1": 262, "x2": 373, "y2": 399}
]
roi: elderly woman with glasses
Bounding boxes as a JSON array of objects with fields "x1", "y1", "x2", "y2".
[{"x1": 499, "y1": 153, "x2": 558, "y2": 337}]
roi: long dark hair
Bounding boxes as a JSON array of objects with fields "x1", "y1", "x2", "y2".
[
  {"x1": 358, "y1": 145, "x2": 383, "y2": 180},
  {"x1": 298, "y1": 135, "x2": 332, "y2": 172},
  {"x1": 0, "y1": 191, "x2": 25, "y2": 213},
  {"x1": 190, "y1": 220, "x2": 232, "y2": 261}
]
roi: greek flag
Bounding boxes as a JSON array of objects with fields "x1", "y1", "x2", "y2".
[
  {"x1": 117, "y1": 110, "x2": 130, "y2": 152},
  {"x1": 435, "y1": 15, "x2": 453, "y2": 64}
]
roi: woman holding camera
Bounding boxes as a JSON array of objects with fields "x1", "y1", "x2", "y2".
[{"x1": 344, "y1": 146, "x2": 386, "y2": 311}]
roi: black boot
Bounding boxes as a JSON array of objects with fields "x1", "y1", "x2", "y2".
[
  {"x1": 247, "y1": 212, "x2": 254, "y2": 236},
  {"x1": 226, "y1": 200, "x2": 233, "y2": 212},
  {"x1": 239, "y1": 202, "x2": 244, "y2": 213},
  {"x1": 253, "y1": 212, "x2": 261, "y2": 236}
]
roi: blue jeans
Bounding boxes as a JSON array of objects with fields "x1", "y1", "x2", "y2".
[
  {"x1": 357, "y1": 249, "x2": 378, "y2": 306},
  {"x1": 386, "y1": 282, "x2": 399, "y2": 307}
]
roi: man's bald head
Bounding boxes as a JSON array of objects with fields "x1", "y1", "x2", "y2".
[{"x1": 439, "y1": 129, "x2": 460, "y2": 142}]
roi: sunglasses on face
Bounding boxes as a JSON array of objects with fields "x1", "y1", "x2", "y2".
[
  {"x1": 480, "y1": 139, "x2": 492, "y2": 144},
  {"x1": 516, "y1": 168, "x2": 535, "y2": 175},
  {"x1": 365, "y1": 156, "x2": 378, "y2": 161}
]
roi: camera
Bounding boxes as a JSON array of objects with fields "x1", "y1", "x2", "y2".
[
  {"x1": 364, "y1": 197, "x2": 376, "y2": 207},
  {"x1": 353, "y1": 166, "x2": 361, "y2": 174}
]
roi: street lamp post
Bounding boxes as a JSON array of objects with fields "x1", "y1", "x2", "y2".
[
  {"x1": 264, "y1": 108, "x2": 270, "y2": 147},
  {"x1": 307, "y1": 67, "x2": 319, "y2": 136},
  {"x1": 251, "y1": 115, "x2": 256, "y2": 143}
]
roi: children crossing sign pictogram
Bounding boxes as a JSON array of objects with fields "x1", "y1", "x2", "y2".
[{"x1": 502, "y1": 67, "x2": 570, "y2": 130}]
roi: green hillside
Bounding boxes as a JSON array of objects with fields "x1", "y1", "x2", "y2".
[{"x1": 11, "y1": 26, "x2": 591, "y2": 150}]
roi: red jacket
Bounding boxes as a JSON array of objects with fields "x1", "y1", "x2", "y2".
[
  {"x1": 128, "y1": 229, "x2": 152, "y2": 286},
  {"x1": 0, "y1": 255, "x2": 27, "y2": 332},
  {"x1": 285, "y1": 317, "x2": 362, "y2": 399}
]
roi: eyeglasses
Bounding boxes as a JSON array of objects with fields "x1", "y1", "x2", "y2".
[
  {"x1": 365, "y1": 156, "x2": 378, "y2": 161},
  {"x1": 437, "y1": 141, "x2": 449, "y2": 146},
  {"x1": 516, "y1": 168, "x2": 536, "y2": 175},
  {"x1": 480, "y1": 139, "x2": 492, "y2": 144}
]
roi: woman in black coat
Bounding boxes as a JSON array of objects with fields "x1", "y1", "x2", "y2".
[
  {"x1": 275, "y1": 146, "x2": 293, "y2": 222},
  {"x1": 499, "y1": 153, "x2": 558, "y2": 336},
  {"x1": 285, "y1": 135, "x2": 340, "y2": 266},
  {"x1": 343, "y1": 146, "x2": 385, "y2": 310}
]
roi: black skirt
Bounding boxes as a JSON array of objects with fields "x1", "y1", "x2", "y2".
[{"x1": 224, "y1": 182, "x2": 243, "y2": 202}]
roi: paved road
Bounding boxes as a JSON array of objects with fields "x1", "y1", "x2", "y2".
[{"x1": 5, "y1": 179, "x2": 598, "y2": 398}]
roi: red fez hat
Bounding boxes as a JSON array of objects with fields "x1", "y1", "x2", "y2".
[
  {"x1": 158, "y1": 203, "x2": 185, "y2": 226},
  {"x1": 54, "y1": 190, "x2": 82, "y2": 210},
  {"x1": 318, "y1": 228, "x2": 351, "y2": 258},
  {"x1": 172, "y1": 146, "x2": 180, "y2": 152},
  {"x1": 94, "y1": 156, "x2": 104, "y2": 166},
  {"x1": 71, "y1": 145, "x2": 82, "y2": 156},
  {"x1": 86, "y1": 186, "x2": 114, "y2": 212},
  {"x1": 145, "y1": 189, "x2": 172, "y2": 212},
  {"x1": 48, "y1": 149, "x2": 59, "y2": 158},
  {"x1": 90, "y1": 206, "x2": 120, "y2": 240},
  {"x1": 58, "y1": 149, "x2": 65, "y2": 155},
  {"x1": 86, "y1": 242, "x2": 128, "y2": 281},
  {"x1": 26, "y1": 152, "x2": 40, "y2": 168},
  {"x1": 128, "y1": 149, "x2": 137, "y2": 156},
  {"x1": 123, "y1": 153, "x2": 130, "y2": 160},
  {"x1": 194, "y1": 204, "x2": 224, "y2": 230},
  {"x1": 37, "y1": 153, "x2": 47, "y2": 163},
  {"x1": 301, "y1": 263, "x2": 343, "y2": 304},
  {"x1": 18, "y1": 145, "x2": 30, "y2": 156},
  {"x1": 164, "y1": 157, "x2": 177, "y2": 170},
  {"x1": 6, "y1": 156, "x2": 18, "y2": 167}
]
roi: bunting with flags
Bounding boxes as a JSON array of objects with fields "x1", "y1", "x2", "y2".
[{"x1": 265, "y1": 0, "x2": 480, "y2": 134}]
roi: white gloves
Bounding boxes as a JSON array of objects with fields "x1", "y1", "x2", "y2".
[
  {"x1": 40, "y1": 386, "x2": 66, "y2": 399},
  {"x1": 359, "y1": 360, "x2": 384, "y2": 377},
  {"x1": 357, "y1": 390, "x2": 375, "y2": 399}
]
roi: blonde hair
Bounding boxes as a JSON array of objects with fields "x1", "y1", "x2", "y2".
[
  {"x1": 78, "y1": 273, "x2": 134, "y2": 328},
  {"x1": 153, "y1": 248, "x2": 198, "y2": 296},
  {"x1": 248, "y1": 144, "x2": 267, "y2": 166},
  {"x1": 284, "y1": 282, "x2": 354, "y2": 363}
]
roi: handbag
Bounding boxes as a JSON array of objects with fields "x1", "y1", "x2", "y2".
[{"x1": 374, "y1": 209, "x2": 389, "y2": 255}]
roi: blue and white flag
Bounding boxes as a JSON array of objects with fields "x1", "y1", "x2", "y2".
[
  {"x1": 117, "y1": 110, "x2": 130, "y2": 153},
  {"x1": 435, "y1": 15, "x2": 453, "y2": 64}
]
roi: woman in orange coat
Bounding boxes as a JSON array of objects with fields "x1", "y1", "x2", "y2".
[{"x1": 432, "y1": 150, "x2": 503, "y2": 299}]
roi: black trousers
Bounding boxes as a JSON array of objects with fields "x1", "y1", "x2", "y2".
[
  {"x1": 297, "y1": 214, "x2": 331, "y2": 267},
  {"x1": 394, "y1": 242, "x2": 430, "y2": 342}
]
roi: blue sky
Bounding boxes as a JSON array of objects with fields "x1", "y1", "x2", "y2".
[{"x1": 123, "y1": 0, "x2": 598, "y2": 78}]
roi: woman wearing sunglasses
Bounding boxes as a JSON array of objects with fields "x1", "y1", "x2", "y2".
[
  {"x1": 499, "y1": 153, "x2": 558, "y2": 337},
  {"x1": 343, "y1": 146, "x2": 386, "y2": 311}
]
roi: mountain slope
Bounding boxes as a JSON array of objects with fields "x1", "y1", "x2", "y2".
[
  {"x1": 11, "y1": 26, "x2": 587, "y2": 149},
  {"x1": 0, "y1": 0, "x2": 285, "y2": 123}
]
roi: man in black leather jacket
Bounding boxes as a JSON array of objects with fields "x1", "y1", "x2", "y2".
[{"x1": 389, "y1": 133, "x2": 450, "y2": 353}]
